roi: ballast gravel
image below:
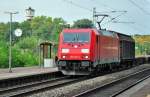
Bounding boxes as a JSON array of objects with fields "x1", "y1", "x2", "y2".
[{"x1": 29, "y1": 64, "x2": 150, "y2": 97}]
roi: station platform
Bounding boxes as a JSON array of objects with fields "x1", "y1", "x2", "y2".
[{"x1": 0, "y1": 66, "x2": 58, "y2": 80}]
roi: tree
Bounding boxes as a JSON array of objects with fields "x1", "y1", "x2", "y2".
[
  {"x1": 72, "y1": 19, "x2": 93, "y2": 28},
  {"x1": 19, "y1": 21, "x2": 31, "y2": 37},
  {"x1": 17, "y1": 36, "x2": 38, "y2": 51},
  {"x1": 134, "y1": 35, "x2": 150, "y2": 55},
  {"x1": 1, "y1": 22, "x2": 20, "y2": 41},
  {"x1": 0, "y1": 23, "x2": 9, "y2": 40},
  {"x1": 50, "y1": 18, "x2": 67, "y2": 42},
  {"x1": 30, "y1": 16, "x2": 52, "y2": 39}
]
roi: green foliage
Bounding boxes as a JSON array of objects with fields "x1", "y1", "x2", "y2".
[
  {"x1": 19, "y1": 21, "x2": 31, "y2": 37},
  {"x1": 17, "y1": 36, "x2": 38, "y2": 50},
  {"x1": 0, "y1": 41, "x2": 8, "y2": 68},
  {"x1": 134, "y1": 35, "x2": 150, "y2": 56},
  {"x1": 0, "y1": 41, "x2": 38, "y2": 68},
  {"x1": 11, "y1": 47, "x2": 38, "y2": 67},
  {"x1": 0, "y1": 16, "x2": 68, "y2": 68},
  {"x1": 11, "y1": 47, "x2": 24, "y2": 67},
  {"x1": 50, "y1": 18, "x2": 67, "y2": 42},
  {"x1": 31, "y1": 16, "x2": 52, "y2": 39},
  {"x1": 72, "y1": 19, "x2": 93, "y2": 28},
  {"x1": 0, "y1": 23, "x2": 9, "y2": 40}
]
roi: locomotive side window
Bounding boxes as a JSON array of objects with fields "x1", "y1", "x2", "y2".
[{"x1": 63, "y1": 32, "x2": 90, "y2": 43}]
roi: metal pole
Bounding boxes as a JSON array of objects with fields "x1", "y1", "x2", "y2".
[
  {"x1": 9, "y1": 13, "x2": 12, "y2": 73},
  {"x1": 93, "y1": 7, "x2": 96, "y2": 27},
  {"x1": 39, "y1": 45, "x2": 41, "y2": 68},
  {"x1": 5, "y1": 11, "x2": 18, "y2": 73}
]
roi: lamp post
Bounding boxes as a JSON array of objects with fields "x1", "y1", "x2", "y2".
[
  {"x1": 5, "y1": 11, "x2": 19, "y2": 73},
  {"x1": 25, "y1": 7, "x2": 35, "y2": 36}
]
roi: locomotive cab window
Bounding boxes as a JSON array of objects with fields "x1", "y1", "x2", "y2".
[{"x1": 63, "y1": 32, "x2": 90, "y2": 43}]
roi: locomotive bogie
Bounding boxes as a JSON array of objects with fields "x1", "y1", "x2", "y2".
[{"x1": 58, "y1": 60, "x2": 92, "y2": 75}]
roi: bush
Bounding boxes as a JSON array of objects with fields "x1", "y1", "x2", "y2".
[
  {"x1": 0, "y1": 41, "x2": 8, "y2": 68},
  {"x1": 0, "y1": 42, "x2": 38, "y2": 68},
  {"x1": 21, "y1": 51, "x2": 38, "y2": 67},
  {"x1": 12, "y1": 47, "x2": 38, "y2": 67}
]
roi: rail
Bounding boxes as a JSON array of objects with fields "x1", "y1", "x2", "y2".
[{"x1": 73, "y1": 68, "x2": 150, "y2": 97}]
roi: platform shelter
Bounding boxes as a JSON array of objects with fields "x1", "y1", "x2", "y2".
[{"x1": 39, "y1": 41, "x2": 57, "y2": 68}]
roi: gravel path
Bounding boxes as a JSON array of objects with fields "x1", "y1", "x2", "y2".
[{"x1": 29, "y1": 64, "x2": 150, "y2": 97}]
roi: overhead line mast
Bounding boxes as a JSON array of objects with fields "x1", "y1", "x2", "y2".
[
  {"x1": 93, "y1": 8, "x2": 130, "y2": 30},
  {"x1": 93, "y1": 8, "x2": 109, "y2": 30}
]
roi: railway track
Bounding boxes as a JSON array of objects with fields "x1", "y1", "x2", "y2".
[
  {"x1": 73, "y1": 68, "x2": 150, "y2": 97},
  {"x1": 1, "y1": 64, "x2": 150, "y2": 97},
  {"x1": 0, "y1": 71, "x2": 63, "y2": 89},
  {"x1": 0, "y1": 70, "x2": 112, "y2": 97},
  {"x1": 0, "y1": 75, "x2": 86, "y2": 97}
]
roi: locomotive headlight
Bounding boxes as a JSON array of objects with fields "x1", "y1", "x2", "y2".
[
  {"x1": 83, "y1": 55, "x2": 89, "y2": 59},
  {"x1": 62, "y1": 56, "x2": 66, "y2": 58},
  {"x1": 85, "y1": 56, "x2": 88, "y2": 59},
  {"x1": 81, "y1": 49, "x2": 89, "y2": 53},
  {"x1": 62, "y1": 49, "x2": 69, "y2": 53}
]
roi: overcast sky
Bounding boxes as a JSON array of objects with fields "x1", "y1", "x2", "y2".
[{"x1": 0, "y1": 0, "x2": 150, "y2": 35}]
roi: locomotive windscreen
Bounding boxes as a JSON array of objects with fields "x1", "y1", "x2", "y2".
[{"x1": 63, "y1": 32, "x2": 90, "y2": 42}]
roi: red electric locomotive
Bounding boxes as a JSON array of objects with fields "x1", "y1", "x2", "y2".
[{"x1": 57, "y1": 28, "x2": 120, "y2": 75}]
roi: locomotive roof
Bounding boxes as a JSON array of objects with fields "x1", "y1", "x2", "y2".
[
  {"x1": 62, "y1": 28, "x2": 118, "y2": 38},
  {"x1": 62, "y1": 28, "x2": 134, "y2": 42},
  {"x1": 63, "y1": 28, "x2": 95, "y2": 33},
  {"x1": 109, "y1": 31, "x2": 135, "y2": 42}
]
